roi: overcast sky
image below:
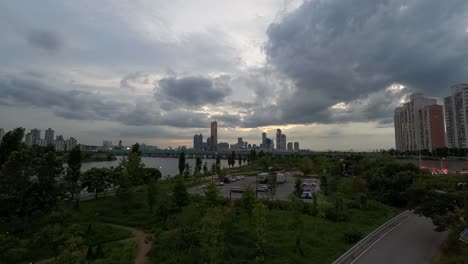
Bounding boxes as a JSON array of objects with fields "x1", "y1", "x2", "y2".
[{"x1": 1, "y1": 0, "x2": 468, "y2": 150}]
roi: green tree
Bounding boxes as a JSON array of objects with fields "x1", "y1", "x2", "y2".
[
  {"x1": 143, "y1": 167, "x2": 162, "y2": 183},
  {"x1": 203, "y1": 161, "x2": 208, "y2": 175},
  {"x1": 80, "y1": 167, "x2": 113, "y2": 199},
  {"x1": 258, "y1": 156, "x2": 272, "y2": 171},
  {"x1": 298, "y1": 157, "x2": 314, "y2": 176},
  {"x1": 195, "y1": 156, "x2": 203, "y2": 177},
  {"x1": 216, "y1": 155, "x2": 221, "y2": 168},
  {"x1": 294, "y1": 178, "x2": 303, "y2": 197},
  {"x1": 173, "y1": 177, "x2": 189, "y2": 208},
  {"x1": 0, "y1": 146, "x2": 62, "y2": 232},
  {"x1": 200, "y1": 207, "x2": 226, "y2": 264},
  {"x1": 0, "y1": 234, "x2": 27, "y2": 263},
  {"x1": 184, "y1": 163, "x2": 191, "y2": 178},
  {"x1": 238, "y1": 154, "x2": 242, "y2": 166},
  {"x1": 179, "y1": 152, "x2": 186, "y2": 176},
  {"x1": 311, "y1": 193, "x2": 319, "y2": 216},
  {"x1": 124, "y1": 151, "x2": 145, "y2": 185},
  {"x1": 290, "y1": 196, "x2": 305, "y2": 256},
  {"x1": 65, "y1": 146, "x2": 82, "y2": 204},
  {"x1": 0, "y1": 127, "x2": 25, "y2": 166},
  {"x1": 131, "y1": 142, "x2": 141, "y2": 155},
  {"x1": 254, "y1": 202, "x2": 267, "y2": 262},
  {"x1": 241, "y1": 187, "x2": 256, "y2": 216},
  {"x1": 204, "y1": 183, "x2": 222, "y2": 207},
  {"x1": 114, "y1": 164, "x2": 133, "y2": 213}
]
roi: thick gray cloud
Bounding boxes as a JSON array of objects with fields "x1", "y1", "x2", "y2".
[
  {"x1": 242, "y1": 0, "x2": 468, "y2": 126},
  {"x1": 157, "y1": 76, "x2": 232, "y2": 108},
  {"x1": 0, "y1": 73, "x2": 212, "y2": 128}
]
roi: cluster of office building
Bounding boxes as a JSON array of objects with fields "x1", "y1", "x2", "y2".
[
  {"x1": 192, "y1": 122, "x2": 300, "y2": 152},
  {"x1": 394, "y1": 84, "x2": 468, "y2": 152}
]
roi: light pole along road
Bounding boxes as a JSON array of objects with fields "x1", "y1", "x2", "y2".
[{"x1": 353, "y1": 213, "x2": 448, "y2": 264}]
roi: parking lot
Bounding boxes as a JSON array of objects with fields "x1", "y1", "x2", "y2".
[{"x1": 190, "y1": 175, "x2": 319, "y2": 202}]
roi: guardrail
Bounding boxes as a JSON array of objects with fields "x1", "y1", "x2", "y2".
[{"x1": 332, "y1": 210, "x2": 411, "y2": 264}]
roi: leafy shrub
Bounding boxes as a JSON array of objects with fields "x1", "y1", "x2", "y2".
[{"x1": 344, "y1": 228, "x2": 363, "y2": 243}]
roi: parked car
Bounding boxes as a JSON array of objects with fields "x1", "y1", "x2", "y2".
[
  {"x1": 257, "y1": 185, "x2": 269, "y2": 192},
  {"x1": 302, "y1": 178, "x2": 317, "y2": 187},
  {"x1": 235, "y1": 176, "x2": 242, "y2": 181},
  {"x1": 230, "y1": 176, "x2": 237, "y2": 182},
  {"x1": 301, "y1": 191, "x2": 313, "y2": 199},
  {"x1": 214, "y1": 181, "x2": 224, "y2": 186}
]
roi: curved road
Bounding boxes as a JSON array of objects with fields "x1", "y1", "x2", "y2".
[{"x1": 354, "y1": 213, "x2": 448, "y2": 264}]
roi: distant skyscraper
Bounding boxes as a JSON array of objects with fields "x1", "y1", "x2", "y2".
[
  {"x1": 206, "y1": 136, "x2": 211, "y2": 151},
  {"x1": 0, "y1": 128, "x2": 4, "y2": 143},
  {"x1": 294, "y1": 142, "x2": 299, "y2": 150},
  {"x1": 280, "y1": 134, "x2": 287, "y2": 150},
  {"x1": 276, "y1": 129, "x2": 282, "y2": 150},
  {"x1": 45, "y1": 128, "x2": 55, "y2": 145},
  {"x1": 193, "y1": 134, "x2": 203, "y2": 150},
  {"x1": 444, "y1": 84, "x2": 468, "y2": 149},
  {"x1": 25, "y1": 133, "x2": 32, "y2": 146},
  {"x1": 211, "y1": 121, "x2": 218, "y2": 151},
  {"x1": 394, "y1": 93, "x2": 446, "y2": 151},
  {"x1": 262, "y1": 132, "x2": 266, "y2": 145},
  {"x1": 287, "y1": 142, "x2": 293, "y2": 150},
  {"x1": 31, "y1": 129, "x2": 41, "y2": 145}
]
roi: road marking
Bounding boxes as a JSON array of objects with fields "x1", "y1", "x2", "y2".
[{"x1": 350, "y1": 214, "x2": 411, "y2": 264}]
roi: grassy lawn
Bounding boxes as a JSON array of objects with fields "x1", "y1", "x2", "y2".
[
  {"x1": 80, "y1": 178, "x2": 206, "y2": 228},
  {"x1": 82, "y1": 223, "x2": 132, "y2": 246},
  {"x1": 149, "y1": 198, "x2": 399, "y2": 264},
  {"x1": 90, "y1": 239, "x2": 137, "y2": 264}
]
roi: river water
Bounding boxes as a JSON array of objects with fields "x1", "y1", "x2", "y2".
[{"x1": 81, "y1": 157, "x2": 236, "y2": 176}]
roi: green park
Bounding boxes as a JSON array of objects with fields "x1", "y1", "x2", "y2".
[{"x1": 1, "y1": 128, "x2": 467, "y2": 264}]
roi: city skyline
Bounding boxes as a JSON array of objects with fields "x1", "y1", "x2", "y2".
[{"x1": 1, "y1": 1, "x2": 468, "y2": 150}]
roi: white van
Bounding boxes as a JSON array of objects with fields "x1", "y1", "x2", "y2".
[
  {"x1": 276, "y1": 173, "x2": 286, "y2": 184},
  {"x1": 258, "y1": 173, "x2": 269, "y2": 183}
]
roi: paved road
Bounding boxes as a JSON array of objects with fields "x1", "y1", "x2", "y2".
[{"x1": 354, "y1": 213, "x2": 448, "y2": 264}]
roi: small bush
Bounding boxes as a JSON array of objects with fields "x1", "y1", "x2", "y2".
[{"x1": 344, "y1": 228, "x2": 363, "y2": 243}]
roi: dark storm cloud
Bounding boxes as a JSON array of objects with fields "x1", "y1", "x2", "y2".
[
  {"x1": 0, "y1": 74, "x2": 212, "y2": 128},
  {"x1": 27, "y1": 29, "x2": 62, "y2": 51},
  {"x1": 243, "y1": 0, "x2": 468, "y2": 126},
  {"x1": 157, "y1": 76, "x2": 232, "y2": 108}
]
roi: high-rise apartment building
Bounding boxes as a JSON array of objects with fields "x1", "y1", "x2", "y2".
[
  {"x1": 193, "y1": 134, "x2": 203, "y2": 150},
  {"x1": 394, "y1": 93, "x2": 446, "y2": 151},
  {"x1": 262, "y1": 132, "x2": 266, "y2": 145},
  {"x1": 287, "y1": 142, "x2": 293, "y2": 150},
  {"x1": 25, "y1": 133, "x2": 32, "y2": 146},
  {"x1": 55, "y1": 137, "x2": 65, "y2": 152},
  {"x1": 276, "y1": 129, "x2": 282, "y2": 150},
  {"x1": 66, "y1": 137, "x2": 77, "y2": 151},
  {"x1": 31, "y1": 129, "x2": 41, "y2": 145},
  {"x1": 444, "y1": 84, "x2": 468, "y2": 148},
  {"x1": 280, "y1": 134, "x2": 287, "y2": 150},
  {"x1": 294, "y1": 142, "x2": 299, "y2": 150},
  {"x1": 0, "y1": 128, "x2": 4, "y2": 143},
  {"x1": 210, "y1": 121, "x2": 218, "y2": 151},
  {"x1": 45, "y1": 128, "x2": 55, "y2": 145}
]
